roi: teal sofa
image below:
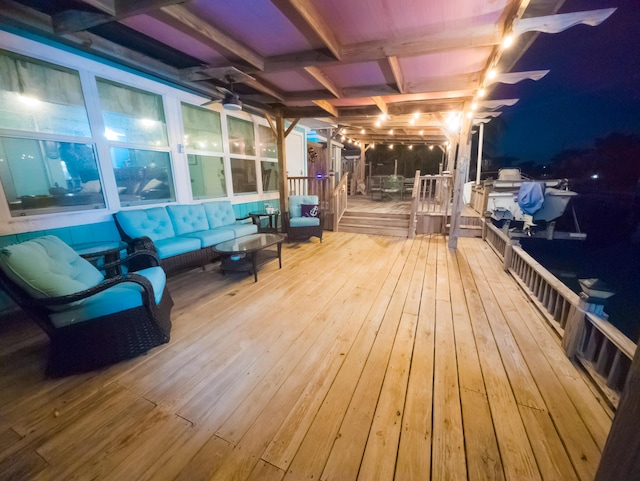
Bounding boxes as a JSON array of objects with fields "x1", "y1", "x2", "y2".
[
  {"x1": 0, "y1": 235, "x2": 172, "y2": 376},
  {"x1": 114, "y1": 201, "x2": 258, "y2": 275}
]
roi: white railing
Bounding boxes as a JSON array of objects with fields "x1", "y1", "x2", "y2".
[{"x1": 484, "y1": 222, "x2": 636, "y2": 408}]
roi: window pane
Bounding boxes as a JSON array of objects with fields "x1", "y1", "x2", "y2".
[
  {"x1": 0, "y1": 138, "x2": 104, "y2": 216},
  {"x1": 228, "y1": 117, "x2": 255, "y2": 155},
  {"x1": 230, "y1": 158, "x2": 256, "y2": 194},
  {"x1": 111, "y1": 148, "x2": 175, "y2": 206},
  {"x1": 188, "y1": 154, "x2": 226, "y2": 199},
  {"x1": 97, "y1": 78, "x2": 168, "y2": 146},
  {"x1": 181, "y1": 103, "x2": 222, "y2": 151},
  {"x1": 258, "y1": 125, "x2": 277, "y2": 158},
  {"x1": 0, "y1": 51, "x2": 91, "y2": 137},
  {"x1": 261, "y1": 161, "x2": 279, "y2": 192}
]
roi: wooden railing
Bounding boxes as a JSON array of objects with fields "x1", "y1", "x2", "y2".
[
  {"x1": 469, "y1": 182, "x2": 491, "y2": 216},
  {"x1": 287, "y1": 176, "x2": 332, "y2": 212},
  {"x1": 484, "y1": 222, "x2": 636, "y2": 408},
  {"x1": 412, "y1": 174, "x2": 453, "y2": 235},
  {"x1": 415, "y1": 174, "x2": 453, "y2": 213},
  {"x1": 332, "y1": 172, "x2": 349, "y2": 231}
]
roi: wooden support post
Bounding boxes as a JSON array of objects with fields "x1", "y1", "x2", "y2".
[
  {"x1": 503, "y1": 239, "x2": 520, "y2": 272},
  {"x1": 562, "y1": 294, "x2": 588, "y2": 359},
  {"x1": 594, "y1": 344, "x2": 640, "y2": 481},
  {"x1": 275, "y1": 111, "x2": 288, "y2": 217}
]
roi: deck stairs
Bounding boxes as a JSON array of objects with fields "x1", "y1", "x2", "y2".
[{"x1": 338, "y1": 210, "x2": 411, "y2": 237}]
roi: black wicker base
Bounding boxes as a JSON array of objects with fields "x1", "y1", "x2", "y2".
[
  {"x1": 46, "y1": 287, "x2": 173, "y2": 377},
  {"x1": 286, "y1": 225, "x2": 323, "y2": 242},
  {"x1": 159, "y1": 247, "x2": 215, "y2": 276}
]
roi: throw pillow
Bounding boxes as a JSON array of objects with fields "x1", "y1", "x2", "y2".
[{"x1": 301, "y1": 204, "x2": 319, "y2": 218}]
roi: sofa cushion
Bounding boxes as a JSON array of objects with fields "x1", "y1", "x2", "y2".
[
  {"x1": 154, "y1": 237, "x2": 202, "y2": 259},
  {"x1": 0, "y1": 235, "x2": 104, "y2": 301},
  {"x1": 50, "y1": 266, "x2": 166, "y2": 327},
  {"x1": 290, "y1": 216, "x2": 321, "y2": 227},
  {"x1": 182, "y1": 228, "x2": 235, "y2": 247},
  {"x1": 203, "y1": 201, "x2": 237, "y2": 228},
  {"x1": 115, "y1": 207, "x2": 175, "y2": 242},
  {"x1": 225, "y1": 223, "x2": 258, "y2": 238},
  {"x1": 289, "y1": 196, "x2": 319, "y2": 218},
  {"x1": 167, "y1": 204, "x2": 209, "y2": 235}
]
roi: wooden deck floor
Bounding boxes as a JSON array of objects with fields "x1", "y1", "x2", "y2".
[{"x1": 0, "y1": 233, "x2": 612, "y2": 480}]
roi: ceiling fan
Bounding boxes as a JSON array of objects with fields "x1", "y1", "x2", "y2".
[{"x1": 202, "y1": 74, "x2": 242, "y2": 111}]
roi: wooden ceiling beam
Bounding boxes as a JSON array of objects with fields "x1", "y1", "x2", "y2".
[
  {"x1": 51, "y1": 0, "x2": 186, "y2": 33},
  {"x1": 371, "y1": 96, "x2": 388, "y2": 116},
  {"x1": 262, "y1": 22, "x2": 500, "y2": 73},
  {"x1": 269, "y1": 0, "x2": 342, "y2": 60},
  {"x1": 303, "y1": 66, "x2": 343, "y2": 98},
  {"x1": 404, "y1": 73, "x2": 482, "y2": 95},
  {"x1": 312, "y1": 100, "x2": 338, "y2": 117},
  {"x1": 151, "y1": 4, "x2": 265, "y2": 71},
  {"x1": 387, "y1": 56, "x2": 405, "y2": 94}
]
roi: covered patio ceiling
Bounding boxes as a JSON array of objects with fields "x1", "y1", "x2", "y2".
[{"x1": 0, "y1": 0, "x2": 614, "y2": 146}]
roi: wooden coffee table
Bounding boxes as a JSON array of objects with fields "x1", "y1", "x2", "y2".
[{"x1": 212, "y1": 233, "x2": 285, "y2": 282}]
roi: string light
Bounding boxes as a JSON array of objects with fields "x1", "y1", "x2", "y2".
[{"x1": 502, "y1": 34, "x2": 514, "y2": 48}]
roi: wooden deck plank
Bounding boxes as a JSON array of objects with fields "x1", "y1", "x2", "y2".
[
  {"x1": 431, "y1": 237, "x2": 468, "y2": 481},
  {"x1": 456, "y1": 244, "x2": 542, "y2": 481},
  {"x1": 468, "y1": 239, "x2": 605, "y2": 480},
  {"x1": 448, "y1": 247, "x2": 505, "y2": 481},
  {"x1": 395, "y1": 236, "x2": 436, "y2": 480},
  {"x1": 214, "y1": 236, "x2": 404, "y2": 481},
  {"x1": 261, "y1": 239, "x2": 405, "y2": 471},
  {"x1": 0, "y1": 232, "x2": 613, "y2": 481},
  {"x1": 357, "y1": 238, "x2": 425, "y2": 480}
]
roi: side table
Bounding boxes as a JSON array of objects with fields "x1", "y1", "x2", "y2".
[
  {"x1": 73, "y1": 240, "x2": 127, "y2": 277},
  {"x1": 249, "y1": 211, "x2": 279, "y2": 234}
]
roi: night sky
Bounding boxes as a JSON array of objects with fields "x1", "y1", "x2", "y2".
[{"x1": 492, "y1": 0, "x2": 640, "y2": 164}]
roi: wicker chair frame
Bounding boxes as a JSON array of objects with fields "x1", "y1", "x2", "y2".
[
  {"x1": 0, "y1": 250, "x2": 173, "y2": 377},
  {"x1": 283, "y1": 211, "x2": 324, "y2": 243}
]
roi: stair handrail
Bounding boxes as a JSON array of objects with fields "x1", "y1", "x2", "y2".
[{"x1": 332, "y1": 172, "x2": 349, "y2": 231}]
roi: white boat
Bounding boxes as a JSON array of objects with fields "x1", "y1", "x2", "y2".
[{"x1": 485, "y1": 168, "x2": 578, "y2": 227}]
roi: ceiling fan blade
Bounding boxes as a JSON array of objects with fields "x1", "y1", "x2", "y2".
[
  {"x1": 200, "y1": 99, "x2": 221, "y2": 107},
  {"x1": 216, "y1": 86, "x2": 232, "y2": 95}
]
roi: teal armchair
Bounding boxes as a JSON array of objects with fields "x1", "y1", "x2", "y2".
[
  {"x1": 283, "y1": 195, "x2": 323, "y2": 242},
  {"x1": 0, "y1": 235, "x2": 172, "y2": 377}
]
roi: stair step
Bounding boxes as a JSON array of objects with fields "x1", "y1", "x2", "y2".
[
  {"x1": 340, "y1": 217, "x2": 409, "y2": 228},
  {"x1": 338, "y1": 223, "x2": 409, "y2": 237}
]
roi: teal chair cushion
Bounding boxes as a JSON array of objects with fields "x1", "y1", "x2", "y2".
[
  {"x1": 50, "y1": 266, "x2": 166, "y2": 327},
  {"x1": 203, "y1": 201, "x2": 237, "y2": 228},
  {"x1": 290, "y1": 217, "x2": 321, "y2": 227},
  {"x1": 289, "y1": 195, "x2": 319, "y2": 218},
  {"x1": 167, "y1": 204, "x2": 209, "y2": 235},
  {"x1": 0, "y1": 235, "x2": 104, "y2": 304},
  {"x1": 115, "y1": 207, "x2": 175, "y2": 242}
]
